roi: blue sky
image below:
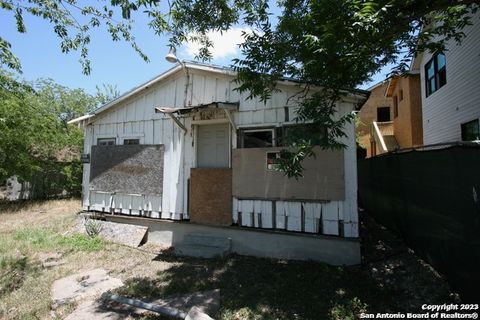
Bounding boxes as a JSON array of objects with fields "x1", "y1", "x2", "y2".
[{"x1": 1, "y1": 4, "x2": 390, "y2": 96}]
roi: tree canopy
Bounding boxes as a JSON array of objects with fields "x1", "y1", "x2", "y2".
[
  {"x1": 0, "y1": 71, "x2": 107, "y2": 196},
  {"x1": 1, "y1": 0, "x2": 478, "y2": 176}
]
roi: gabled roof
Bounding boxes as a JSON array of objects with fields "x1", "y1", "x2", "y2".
[
  {"x1": 68, "y1": 61, "x2": 368, "y2": 124},
  {"x1": 92, "y1": 61, "x2": 241, "y2": 117}
]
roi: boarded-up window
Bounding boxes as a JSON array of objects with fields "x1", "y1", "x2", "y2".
[{"x1": 90, "y1": 145, "x2": 164, "y2": 196}]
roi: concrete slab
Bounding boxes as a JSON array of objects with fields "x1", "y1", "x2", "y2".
[
  {"x1": 52, "y1": 268, "x2": 123, "y2": 308},
  {"x1": 175, "y1": 233, "x2": 231, "y2": 258},
  {"x1": 77, "y1": 217, "x2": 148, "y2": 247},
  {"x1": 186, "y1": 306, "x2": 215, "y2": 320},
  {"x1": 175, "y1": 244, "x2": 228, "y2": 258}
]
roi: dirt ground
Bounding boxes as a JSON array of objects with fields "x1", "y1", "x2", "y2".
[{"x1": 0, "y1": 199, "x2": 459, "y2": 320}]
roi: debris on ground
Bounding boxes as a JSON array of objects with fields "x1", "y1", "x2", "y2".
[
  {"x1": 37, "y1": 252, "x2": 64, "y2": 268},
  {"x1": 76, "y1": 216, "x2": 148, "y2": 247},
  {"x1": 64, "y1": 288, "x2": 220, "y2": 320}
]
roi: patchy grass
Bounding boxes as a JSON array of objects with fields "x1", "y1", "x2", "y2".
[
  {"x1": 0, "y1": 255, "x2": 33, "y2": 297},
  {"x1": 13, "y1": 227, "x2": 104, "y2": 252},
  {"x1": 0, "y1": 200, "x2": 458, "y2": 320}
]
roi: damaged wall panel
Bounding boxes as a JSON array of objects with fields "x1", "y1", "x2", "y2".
[
  {"x1": 232, "y1": 147, "x2": 345, "y2": 201},
  {"x1": 90, "y1": 145, "x2": 164, "y2": 195}
]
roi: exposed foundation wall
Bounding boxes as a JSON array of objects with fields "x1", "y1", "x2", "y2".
[{"x1": 107, "y1": 215, "x2": 361, "y2": 265}]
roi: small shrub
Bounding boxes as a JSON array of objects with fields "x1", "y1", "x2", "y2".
[{"x1": 84, "y1": 215, "x2": 103, "y2": 237}]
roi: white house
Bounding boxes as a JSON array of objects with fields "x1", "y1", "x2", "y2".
[
  {"x1": 412, "y1": 10, "x2": 480, "y2": 144},
  {"x1": 72, "y1": 61, "x2": 367, "y2": 264}
]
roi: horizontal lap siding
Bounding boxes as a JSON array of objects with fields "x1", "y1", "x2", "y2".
[{"x1": 421, "y1": 14, "x2": 480, "y2": 144}]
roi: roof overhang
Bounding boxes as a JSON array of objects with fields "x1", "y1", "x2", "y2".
[
  {"x1": 155, "y1": 101, "x2": 239, "y2": 115},
  {"x1": 155, "y1": 101, "x2": 239, "y2": 133},
  {"x1": 385, "y1": 77, "x2": 399, "y2": 97},
  {"x1": 67, "y1": 114, "x2": 94, "y2": 125}
]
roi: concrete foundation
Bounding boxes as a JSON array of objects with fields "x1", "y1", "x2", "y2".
[{"x1": 106, "y1": 215, "x2": 361, "y2": 266}]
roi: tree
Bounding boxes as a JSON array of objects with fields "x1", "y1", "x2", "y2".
[
  {"x1": 0, "y1": 71, "x2": 98, "y2": 197},
  {"x1": 1, "y1": 0, "x2": 478, "y2": 176}
]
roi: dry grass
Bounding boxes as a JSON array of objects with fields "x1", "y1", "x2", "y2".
[
  {"x1": 0, "y1": 200, "x2": 458, "y2": 320},
  {"x1": 0, "y1": 199, "x2": 173, "y2": 320}
]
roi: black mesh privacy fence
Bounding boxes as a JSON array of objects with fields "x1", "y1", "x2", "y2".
[{"x1": 358, "y1": 144, "x2": 480, "y2": 302}]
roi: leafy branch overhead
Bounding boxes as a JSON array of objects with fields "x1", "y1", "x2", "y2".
[{"x1": 1, "y1": 0, "x2": 478, "y2": 176}]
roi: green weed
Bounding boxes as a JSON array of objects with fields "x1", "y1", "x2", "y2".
[{"x1": 13, "y1": 227, "x2": 104, "y2": 252}]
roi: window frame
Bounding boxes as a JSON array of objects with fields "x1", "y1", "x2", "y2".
[
  {"x1": 97, "y1": 138, "x2": 116, "y2": 146},
  {"x1": 425, "y1": 52, "x2": 447, "y2": 97},
  {"x1": 238, "y1": 127, "x2": 276, "y2": 148},
  {"x1": 376, "y1": 106, "x2": 391, "y2": 122},
  {"x1": 123, "y1": 138, "x2": 140, "y2": 145},
  {"x1": 461, "y1": 119, "x2": 480, "y2": 141}
]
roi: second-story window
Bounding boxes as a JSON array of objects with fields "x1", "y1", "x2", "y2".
[{"x1": 425, "y1": 52, "x2": 446, "y2": 97}]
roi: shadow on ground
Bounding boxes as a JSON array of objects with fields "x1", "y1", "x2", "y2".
[{"x1": 112, "y1": 211, "x2": 458, "y2": 320}]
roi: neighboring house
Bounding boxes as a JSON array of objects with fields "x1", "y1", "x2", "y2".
[
  {"x1": 357, "y1": 74, "x2": 423, "y2": 157},
  {"x1": 411, "y1": 10, "x2": 480, "y2": 144},
  {"x1": 0, "y1": 176, "x2": 31, "y2": 201},
  {"x1": 357, "y1": 81, "x2": 393, "y2": 157},
  {"x1": 71, "y1": 61, "x2": 367, "y2": 264}
]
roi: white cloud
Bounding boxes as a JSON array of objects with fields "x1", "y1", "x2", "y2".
[{"x1": 183, "y1": 28, "x2": 251, "y2": 60}]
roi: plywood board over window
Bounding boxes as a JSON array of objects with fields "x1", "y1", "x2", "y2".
[
  {"x1": 90, "y1": 145, "x2": 164, "y2": 196},
  {"x1": 232, "y1": 147, "x2": 345, "y2": 201}
]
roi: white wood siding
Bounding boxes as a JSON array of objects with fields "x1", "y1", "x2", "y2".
[
  {"x1": 420, "y1": 12, "x2": 480, "y2": 144},
  {"x1": 83, "y1": 65, "x2": 360, "y2": 237}
]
